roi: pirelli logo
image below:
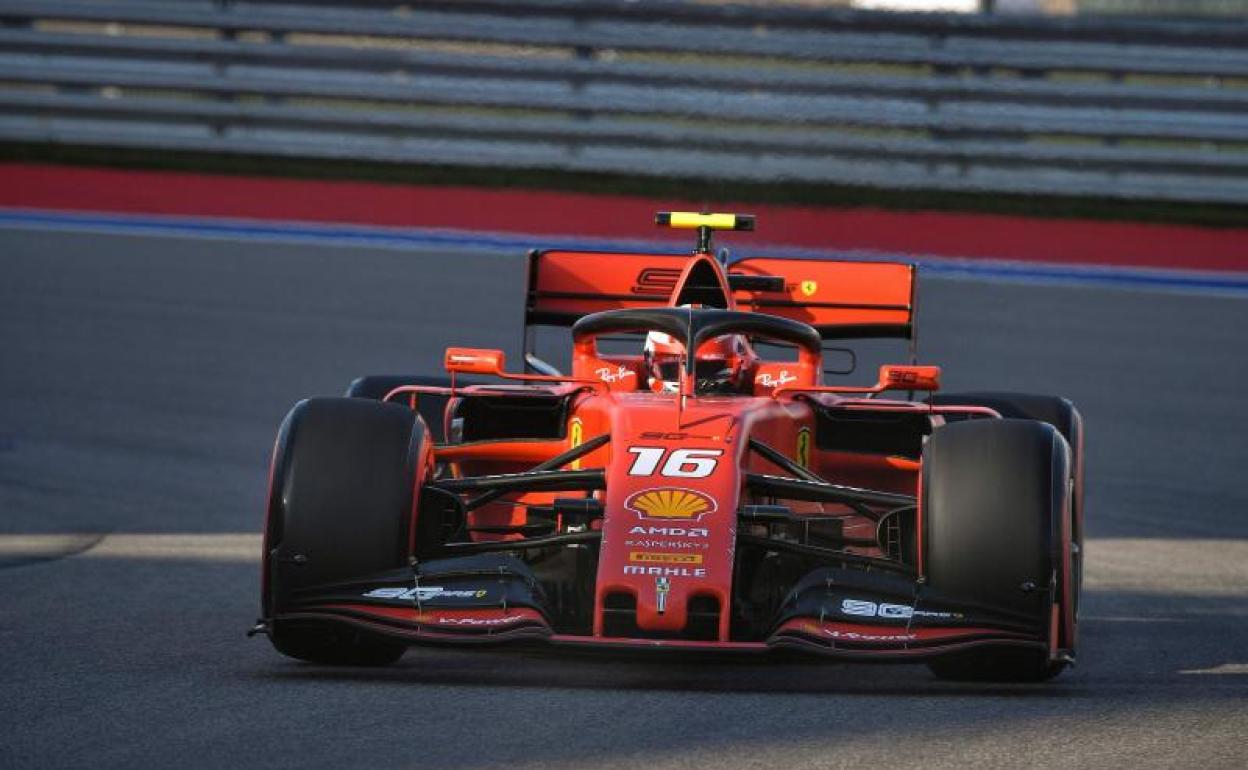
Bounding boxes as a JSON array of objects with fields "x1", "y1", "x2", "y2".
[{"x1": 628, "y1": 552, "x2": 704, "y2": 565}]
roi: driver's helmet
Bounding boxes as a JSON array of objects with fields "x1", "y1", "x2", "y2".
[{"x1": 644, "y1": 331, "x2": 752, "y2": 394}]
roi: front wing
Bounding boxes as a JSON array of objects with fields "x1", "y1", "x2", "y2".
[{"x1": 266, "y1": 559, "x2": 1050, "y2": 661}]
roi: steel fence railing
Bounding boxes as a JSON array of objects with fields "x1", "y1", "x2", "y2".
[{"x1": 1, "y1": 0, "x2": 1245, "y2": 203}]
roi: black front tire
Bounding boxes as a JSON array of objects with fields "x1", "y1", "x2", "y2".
[
  {"x1": 269, "y1": 622, "x2": 407, "y2": 667},
  {"x1": 927, "y1": 647, "x2": 1059, "y2": 683},
  {"x1": 263, "y1": 397, "x2": 429, "y2": 665},
  {"x1": 921, "y1": 419, "x2": 1071, "y2": 682},
  {"x1": 930, "y1": 391, "x2": 1084, "y2": 631}
]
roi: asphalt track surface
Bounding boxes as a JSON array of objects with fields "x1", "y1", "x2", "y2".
[{"x1": 2, "y1": 226, "x2": 1247, "y2": 769}]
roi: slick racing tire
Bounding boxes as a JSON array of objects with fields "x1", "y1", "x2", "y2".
[
  {"x1": 930, "y1": 392, "x2": 1084, "y2": 620},
  {"x1": 346, "y1": 375, "x2": 480, "y2": 443},
  {"x1": 921, "y1": 419, "x2": 1072, "y2": 682},
  {"x1": 263, "y1": 397, "x2": 430, "y2": 666}
]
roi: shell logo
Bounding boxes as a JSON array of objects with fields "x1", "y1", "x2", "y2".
[{"x1": 625, "y1": 488, "x2": 716, "y2": 521}]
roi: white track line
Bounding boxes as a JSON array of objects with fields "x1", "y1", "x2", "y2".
[{"x1": 2, "y1": 535, "x2": 1246, "y2": 596}]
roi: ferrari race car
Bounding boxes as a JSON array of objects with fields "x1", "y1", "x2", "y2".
[{"x1": 253, "y1": 212, "x2": 1084, "y2": 682}]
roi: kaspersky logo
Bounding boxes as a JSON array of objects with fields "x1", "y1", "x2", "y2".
[{"x1": 625, "y1": 488, "x2": 716, "y2": 521}]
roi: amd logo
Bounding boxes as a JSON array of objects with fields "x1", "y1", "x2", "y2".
[{"x1": 628, "y1": 526, "x2": 709, "y2": 538}]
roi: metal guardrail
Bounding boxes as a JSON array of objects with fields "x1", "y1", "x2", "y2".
[{"x1": 0, "y1": 0, "x2": 1246, "y2": 204}]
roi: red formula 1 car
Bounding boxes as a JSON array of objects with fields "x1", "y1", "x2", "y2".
[{"x1": 253, "y1": 212, "x2": 1084, "y2": 681}]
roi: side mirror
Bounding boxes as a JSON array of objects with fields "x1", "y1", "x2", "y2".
[
  {"x1": 445, "y1": 347, "x2": 505, "y2": 375},
  {"x1": 878, "y1": 364, "x2": 941, "y2": 392}
]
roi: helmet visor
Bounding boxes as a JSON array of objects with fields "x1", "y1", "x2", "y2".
[{"x1": 655, "y1": 359, "x2": 732, "y2": 383}]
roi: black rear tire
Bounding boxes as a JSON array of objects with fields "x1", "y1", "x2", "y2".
[
  {"x1": 346, "y1": 375, "x2": 480, "y2": 443},
  {"x1": 929, "y1": 392, "x2": 1081, "y2": 449},
  {"x1": 263, "y1": 397, "x2": 429, "y2": 665},
  {"x1": 921, "y1": 419, "x2": 1071, "y2": 682}
]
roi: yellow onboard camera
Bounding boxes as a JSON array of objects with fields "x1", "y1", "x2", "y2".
[{"x1": 655, "y1": 211, "x2": 755, "y2": 254}]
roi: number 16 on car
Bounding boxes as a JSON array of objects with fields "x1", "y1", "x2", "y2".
[{"x1": 627, "y1": 447, "x2": 723, "y2": 478}]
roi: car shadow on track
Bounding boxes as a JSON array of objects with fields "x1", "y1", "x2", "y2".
[
  {"x1": 245, "y1": 587, "x2": 1248, "y2": 701},
  {"x1": 250, "y1": 644, "x2": 1092, "y2": 699}
]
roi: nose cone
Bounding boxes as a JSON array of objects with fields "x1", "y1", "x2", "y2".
[{"x1": 593, "y1": 411, "x2": 742, "y2": 639}]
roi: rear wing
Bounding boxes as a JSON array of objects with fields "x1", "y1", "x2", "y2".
[
  {"x1": 525, "y1": 250, "x2": 692, "y2": 326},
  {"x1": 729, "y1": 257, "x2": 916, "y2": 340},
  {"x1": 525, "y1": 250, "x2": 916, "y2": 340}
]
